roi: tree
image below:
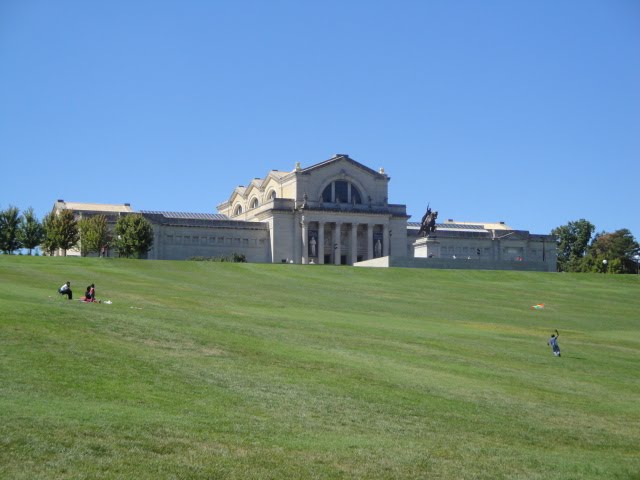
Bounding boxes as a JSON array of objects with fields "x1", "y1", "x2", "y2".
[
  {"x1": 41, "y1": 209, "x2": 79, "y2": 256},
  {"x1": 0, "y1": 206, "x2": 22, "y2": 254},
  {"x1": 40, "y1": 210, "x2": 59, "y2": 256},
  {"x1": 113, "y1": 214, "x2": 154, "y2": 258},
  {"x1": 78, "y1": 215, "x2": 110, "y2": 257},
  {"x1": 56, "y1": 210, "x2": 80, "y2": 256},
  {"x1": 18, "y1": 207, "x2": 44, "y2": 255},
  {"x1": 551, "y1": 219, "x2": 595, "y2": 272},
  {"x1": 585, "y1": 229, "x2": 639, "y2": 274}
]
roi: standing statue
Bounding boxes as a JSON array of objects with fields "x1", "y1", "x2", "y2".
[
  {"x1": 310, "y1": 236, "x2": 317, "y2": 257},
  {"x1": 418, "y1": 205, "x2": 438, "y2": 237}
]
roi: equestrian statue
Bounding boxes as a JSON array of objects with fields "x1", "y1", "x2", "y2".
[{"x1": 418, "y1": 205, "x2": 438, "y2": 237}]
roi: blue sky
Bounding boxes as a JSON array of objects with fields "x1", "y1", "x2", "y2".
[{"x1": 1, "y1": 1, "x2": 638, "y2": 239}]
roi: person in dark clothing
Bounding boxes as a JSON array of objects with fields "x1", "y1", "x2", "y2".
[
  {"x1": 81, "y1": 286, "x2": 92, "y2": 301},
  {"x1": 548, "y1": 329, "x2": 561, "y2": 357},
  {"x1": 58, "y1": 281, "x2": 72, "y2": 300},
  {"x1": 82, "y1": 284, "x2": 98, "y2": 302}
]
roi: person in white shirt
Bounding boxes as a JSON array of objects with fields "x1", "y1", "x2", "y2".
[{"x1": 58, "y1": 281, "x2": 72, "y2": 300}]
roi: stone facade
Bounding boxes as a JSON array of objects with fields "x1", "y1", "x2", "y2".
[
  {"x1": 51, "y1": 155, "x2": 557, "y2": 271},
  {"x1": 141, "y1": 212, "x2": 270, "y2": 262},
  {"x1": 217, "y1": 155, "x2": 409, "y2": 265},
  {"x1": 407, "y1": 220, "x2": 557, "y2": 271}
]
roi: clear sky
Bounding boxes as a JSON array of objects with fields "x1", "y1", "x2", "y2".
[{"x1": 1, "y1": 1, "x2": 638, "y2": 239}]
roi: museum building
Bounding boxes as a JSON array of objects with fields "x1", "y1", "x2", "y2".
[{"x1": 53, "y1": 154, "x2": 556, "y2": 271}]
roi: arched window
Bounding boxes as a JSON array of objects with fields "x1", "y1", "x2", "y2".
[
  {"x1": 322, "y1": 184, "x2": 332, "y2": 203},
  {"x1": 351, "y1": 186, "x2": 362, "y2": 204},
  {"x1": 322, "y1": 180, "x2": 363, "y2": 204},
  {"x1": 268, "y1": 190, "x2": 276, "y2": 201},
  {"x1": 250, "y1": 198, "x2": 259, "y2": 209},
  {"x1": 234, "y1": 204, "x2": 243, "y2": 216}
]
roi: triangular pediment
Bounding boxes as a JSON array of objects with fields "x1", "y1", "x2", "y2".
[
  {"x1": 259, "y1": 170, "x2": 289, "y2": 188},
  {"x1": 300, "y1": 154, "x2": 386, "y2": 179},
  {"x1": 227, "y1": 186, "x2": 247, "y2": 204},
  {"x1": 243, "y1": 181, "x2": 263, "y2": 199},
  {"x1": 261, "y1": 176, "x2": 282, "y2": 194}
]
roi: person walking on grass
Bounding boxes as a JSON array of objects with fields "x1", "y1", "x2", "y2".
[
  {"x1": 548, "y1": 329, "x2": 561, "y2": 357},
  {"x1": 58, "y1": 281, "x2": 72, "y2": 300}
]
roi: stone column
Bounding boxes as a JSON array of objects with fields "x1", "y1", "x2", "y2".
[
  {"x1": 301, "y1": 216, "x2": 308, "y2": 265},
  {"x1": 367, "y1": 223, "x2": 374, "y2": 260},
  {"x1": 350, "y1": 223, "x2": 358, "y2": 265},
  {"x1": 383, "y1": 224, "x2": 389, "y2": 257},
  {"x1": 317, "y1": 221, "x2": 325, "y2": 264},
  {"x1": 293, "y1": 214, "x2": 301, "y2": 263},
  {"x1": 334, "y1": 222, "x2": 342, "y2": 265}
]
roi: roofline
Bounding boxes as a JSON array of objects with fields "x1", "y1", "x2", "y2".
[
  {"x1": 299, "y1": 154, "x2": 388, "y2": 179},
  {"x1": 53, "y1": 201, "x2": 134, "y2": 213}
]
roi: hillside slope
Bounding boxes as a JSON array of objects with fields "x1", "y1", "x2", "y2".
[{"x1": 1, "y1": 256, "x2": 639, "y2": 479}]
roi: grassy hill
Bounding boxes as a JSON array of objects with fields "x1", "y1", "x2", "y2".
[{"x1": 1, "y1": 256, "x2": 638, "y2": 479}]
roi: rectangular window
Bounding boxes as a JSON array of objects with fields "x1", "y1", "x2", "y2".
[
  {"x1": 166, "y1": 235, "x2": 173, "y2": 243},
  {"x1": 243, "y1": 239, "x2": 249, "y2": 246},
  {"x1": 218, "y1": 237, "x2": 224, "y2": 244}
]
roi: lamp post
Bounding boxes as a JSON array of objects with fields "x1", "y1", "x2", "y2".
[
  {"x1": 602, "y1": 259, "x2": 608, "y2": 274},
  {"x1": 633, "y1": 254, "x2": 640, "y2": 275}
]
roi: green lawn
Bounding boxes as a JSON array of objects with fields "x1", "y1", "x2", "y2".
[{"x1": 1, "y1": 256, "x2": 638, "y2": 479}]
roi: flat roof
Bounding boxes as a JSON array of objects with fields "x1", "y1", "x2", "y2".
[
  {"x1": 140, "y1": 211, "x2": 228, "y2": 220},
  {"x1": 55, "y1": 201, "x2": 133, "y2": 213},
  {"x1": 408, "y1": 221, "x2": 512, "y2": 232}
]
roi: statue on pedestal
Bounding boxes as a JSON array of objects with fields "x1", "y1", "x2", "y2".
[
  {"x1": 418, "y1": 205, "x2": 438, "y2": 237},
  {"x1": 310, "y1": 236, "x2": 317, "y2": 257},
  {"x1": 374, "y1": 239, "x2": 382, "y2": 257}
]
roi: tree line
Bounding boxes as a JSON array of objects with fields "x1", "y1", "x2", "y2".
[
  {"x1": 552, "y1": 219, "x2": 639, "y2": 274},
  {"x1": 0, "y1": 206, "x2": 154, "y2": 258}
]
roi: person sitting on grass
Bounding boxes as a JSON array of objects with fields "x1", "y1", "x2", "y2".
[
  {"x1": 81, "y1": 284, "x2": 100, "y2": 303},
  {"x1": 81, "y1": 286, "x2": 92, "y2": 302},
  {"x1": 58, "y1": 281, "x2": 72, "y2": 300},
  {"x1": 81, "y1": 284, "x2": 99, "y2": 302}
]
